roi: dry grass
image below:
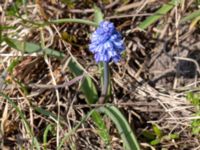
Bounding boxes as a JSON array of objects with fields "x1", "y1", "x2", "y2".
[{"x1": 0, "y1": 0, "x2": 200, "y2": 149}]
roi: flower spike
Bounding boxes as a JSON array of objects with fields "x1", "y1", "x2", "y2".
[{"x1": 89, "y1": 21, "x2": 125, "y2": 63}]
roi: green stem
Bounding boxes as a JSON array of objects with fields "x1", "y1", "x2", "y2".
[
  {"x1": 98, "y1": 62, "x2": 109, "y2": 104},
  {"x1": 49, "y1": 19, "x2": 98, "y2": 27}
]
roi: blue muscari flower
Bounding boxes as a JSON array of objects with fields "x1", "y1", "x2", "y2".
[{"x1": 89, "y1": 21, "x2": 125, "y2": 63}]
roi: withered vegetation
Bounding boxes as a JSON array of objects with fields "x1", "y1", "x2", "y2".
[{"x1": 0, "y1": 0, "x2": 200, "y2": 149}]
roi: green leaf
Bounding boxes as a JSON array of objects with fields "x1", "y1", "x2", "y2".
[
  {"x1": 4, "y1": 38, "x2": 66, "y2": 58},
  {"x1": 61, "y1": 0, "x2": 75, "y2": 8},
  {"x1": 196, "y1": 0, "x2": 200, "y2": 5},
  {"x1": 94, "y1": 5, "x2": 104, "y2": 24},
  {"x1": 91, "y1": 111, "x2": 110, "y2": 144},
  {"x1": 150, "y1": 139, "x2": 160, "y2": 145},
  {"x1": 138, "y1": 0, "x2": 182, "y2": 30},
  {"x1": 100, "y1": 105, "x2": 140, "y2": 150},
  {"x1": 0, "y1": 25, "x2": 16, "y2": 31},
  {"x1": 152, "y1": 124, "x2": 163, "y2": 138},
  {"x1": 68, "y1": 58, "x2": 98, "y2": 103},
  {"x1": 141, "y1": 130, "x2": 156, "y2": 141},
  {"x1": 191, "y1": 112, "x2": 200, "y2": 135},
  {"x1": 67, "y1": 58, "x2": 110, "y2": 145},
  {"x1": 168, "y1": 133, "x2": 179, "y2": 140},
  {"x1": 0, "y1": 34, "x2": 3, "y2": 44}
]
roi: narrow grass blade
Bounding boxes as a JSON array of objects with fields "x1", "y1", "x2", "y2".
[
  {"x1": 49, "y1": 19, "x2": 98, "y2": 27},
  {"x1": 43, "y1": 124, "x2": 53, "y2": 150},
  {"x1": 138, "y1": 0, "x2": 181, "y2": 30},
  {"x1": 0, "y1": 25, "x2": 16, "y2": 30},
  {"x1": 4, "y1": 37, "x2": 66, "y2": 58},
  {"x1": 7, "y1": 58, "x2": 21, "y2": 73},
  {"x1": 58, "y1": 109, "x2": 95, "y2": 149},
  {"x1": 0, "y1": 93, "x2": 40, "y2": 150},
  {"x1": 100, "y1": 105, "x2": 140, "y2": 150},
  {"x1": 34, "y1": 107, "x2": 63, "y2": 122},
  {"x1": 0, "y1": 93, "x2": 31, "y2": 134},
  {"x1": 33, "y1": 138, "x2": 41, "y2": 150},
  {"x1": 189, "y1": 16, "x2": 200, "y2": 30},
  {"x1": 180, "y1": 9, "x2": 200, "y2": 23}
]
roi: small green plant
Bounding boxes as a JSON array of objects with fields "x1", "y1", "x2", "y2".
[
  {"x1": 6, "y1": 0, "x2": 25, "y2": 16},
  {"x1": 142, "y1": 124, "x2": 179, "y2": 146},
  {"x1": 187, "y1": 92, "x2": 200, "y2": 135}
]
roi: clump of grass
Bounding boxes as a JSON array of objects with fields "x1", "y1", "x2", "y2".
[{"x1": 141, "y1": 123, "x2": 179, "y2": 147}]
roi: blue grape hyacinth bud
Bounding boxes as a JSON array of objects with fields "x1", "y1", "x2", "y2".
[{"x1": 89, "y1": 21, "x2": 125, "y2": 63}]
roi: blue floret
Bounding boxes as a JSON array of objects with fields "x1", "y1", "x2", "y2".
[{"x1": 89, "y1": 21, "x2": 125, "y2": 63}]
